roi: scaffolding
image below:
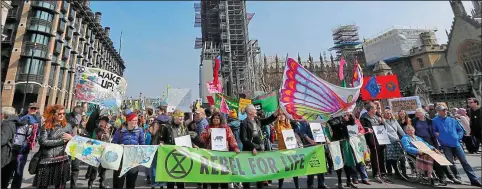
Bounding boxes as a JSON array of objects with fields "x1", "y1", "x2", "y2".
[
  {"x1": 329, "y1": 24, "x2": 362, "y2": 60},
  {"x1": 193, "y1": 0, "x2": 251, "y2": 97}
]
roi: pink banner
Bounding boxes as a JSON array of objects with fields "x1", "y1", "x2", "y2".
[{"x1": 206, "y1": 81, "x2": 222, "y2": 94}]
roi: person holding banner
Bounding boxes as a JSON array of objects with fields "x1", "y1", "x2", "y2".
[
  {"x1": 149, "y1": 121, "x2": 167, "y2": 189},
  {"x1": 342, "y1": 113, "x2": 371, "y2": 186},
  {"x1": 401, "y1": 125, "x2": 444, "y2": 186},
  {"x1": 111, "y1": 111, "x2": 145, "y2": 188},
  {"x1": 328, "y1": 114, "x2": 360, "y2": 189},
  {"x1": 240, "y1": 104, "x2": 278, "y2": 188},
  {"x1": 359, "y1": 104, "x2": 388, "y2": 184},
  {"x1": 200, "y1": 112, "x2": 240, "y2": 189},
  {"x1": 293, "y1": 120, "x2": 328, "y2": 189},
  {"x1": 273, "y1": 110, "x2": 300, "y2": 189},
  {"x1": 160, "y1": 110, "x2": 198, "y2": 189},
  {"x1": 33, "y1": 105, "x2": 73, "y2": 189}
]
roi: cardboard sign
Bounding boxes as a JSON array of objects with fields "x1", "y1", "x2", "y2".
[
  {"x1": 411, "y1": 141, "x2": 452, "y2": 166},
  {"x1": 281, "y1": 129, "x2": 298, "y2": 149},
  {"x1": 372, "y1": 125, "x2": 390, "y2": 145},
  {"x1": 174, "y1": 135, "x2": 192, "y2": 148},
  {"x1": 210, "y1": 128, "x2": 228, "y2": 151},
  {"x1": 309, "y1": 123, "x2": 326, "y2": 142},
  {"x1": 347, "y1": 125, "x2": 358, "y2": 137},
  {"x1": 388, "y1": 96, "x2": 422, "y2": 114}
]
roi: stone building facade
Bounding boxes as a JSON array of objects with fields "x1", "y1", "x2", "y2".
[{"x1": 1, "y1": 0, "x2": 125, "y2": 112}]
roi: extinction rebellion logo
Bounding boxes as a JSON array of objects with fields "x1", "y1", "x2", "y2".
[{"x1": 165, "y1": 149, "x2": 193, "y2": 179}]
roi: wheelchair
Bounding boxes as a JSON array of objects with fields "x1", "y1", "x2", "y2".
[{"x1": 396, "y1": 149, "x2": 439, "y2": 184}]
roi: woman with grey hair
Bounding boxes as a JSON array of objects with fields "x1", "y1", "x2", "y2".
[{"x1": 382, "y1": 109, "x2": 405, "y2": 178}]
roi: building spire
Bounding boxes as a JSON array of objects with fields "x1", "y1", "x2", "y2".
[{"x1": 450, "y1": 0, "x2": 467, "y2": 17}]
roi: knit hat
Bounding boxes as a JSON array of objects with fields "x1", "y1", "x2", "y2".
[
  {"x1": 229, "y1": 109, "x2": 237, "y2": 118},
  {"x1": 126, "y1": 113, "x2": 138, "y2": 122}
]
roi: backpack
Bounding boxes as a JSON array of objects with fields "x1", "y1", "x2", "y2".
[{"x1": 13, "y1": 122, "x2": 38, "y2": 154}]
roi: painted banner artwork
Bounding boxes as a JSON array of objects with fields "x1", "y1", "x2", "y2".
[
  {"x1": 328, "y1": 141, "x2": 344, "y2": 170},
  {"x1": 279, "y1": 58, "x2": 363, "y2": 121},
  {"x1": 206, "y1": 81, "x2": 223, "y2": 94},
  {"x1": 65, "y1": 136, "x2": 106, "y2": 167},
  {"x1": 361, "y1": 75, "x2": 401, "y2": 100},
  {"x1": 167, "y1": 88, "x2": 192, "y2": 112},
  {"x1": 388, "y1": 96, "x2": 422, "y2": 114},
  {"x1": 100, "y1": 143, "x2": 124, "y2": 170},
  {"x1": 156, "y1": 145, "x2": 326, "y2": 183},
  {"x1": 349, "y1": 136, "x2": 366, "y2": 163},
  {"x1": 74, "y1": 64, "x2": 127, "y2": 109},
  {"x1": 120, "y1": 145, "x2": 158, "y2": 177}
]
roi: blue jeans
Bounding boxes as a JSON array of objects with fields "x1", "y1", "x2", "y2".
[
  {"x1": 11, "y1": 153, "x2": 28, "y2": 189},
  {"x1": 441, "y1": 145, "x2": 480, "y2": 183},
  {"x1": 352, "y1": 162, "x2": 369, "y2": 181}
]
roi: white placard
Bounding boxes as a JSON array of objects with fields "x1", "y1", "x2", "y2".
[
  {"x1": 372, "y1": 125, "x2": 390, "y2": 145},
  {"x1": 174, "y1": 135, "x2": 192, "y2": 147},
  {"x1": 211, "y1": 128, "x2": 228, "y2": 151},
  {"x1": 282, "y1": 129, "x2": 298, "y2": 149},
  {"x1": 347, "y1": 125, "x2": 359, "y2": 137},
  {"x1": 309, "y1": 123, "x2": 326, "y2": 142}
]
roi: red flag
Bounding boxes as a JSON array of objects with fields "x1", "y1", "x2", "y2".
[
  {"x1": 338, "y1": 57, "x2": 346, "y2": 81},
  {"x1": 220, "y1": 97, "x2": 230, "y2": 114},
  {"x1": 213, "y1": 56, "x2": 221, "y2": 86},
  {"x1": 361, "y1": 74, "x2": 401, "y2": 100},
  {"x1": 207, "y1": 96, "x2": 215, "y2": 106}
]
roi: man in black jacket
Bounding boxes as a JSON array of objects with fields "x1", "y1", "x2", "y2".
[
  {"x1": 240, "y1": 104, "x2": 278, "y2": 188},
  {"x1": 468, "y1": 98, "x2": 481, "y2": 147}
]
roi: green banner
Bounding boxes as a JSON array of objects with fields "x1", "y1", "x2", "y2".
[
  {"x1": 156, "y1": 145, "x2": 327, "y2": 183},
  {"x1": 214, "y1": 93, "x2": 239, "y2": 110},
  {"x1": 252, "y1": 91, "x2": 278, "y2": 116}
]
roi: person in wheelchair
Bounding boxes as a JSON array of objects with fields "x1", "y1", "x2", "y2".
[{"x1": 401, "y1": 125, "x2": 447, "y2": 186}]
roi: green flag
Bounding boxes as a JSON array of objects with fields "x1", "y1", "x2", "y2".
[
  {"x1": 252, "y1": 91, "x2": 278, "y2": 116},
  {"x1": 156, "y1": 145, "x2": 327, "y2": 183},
  {"x1": 340, "y1": 80, "x2": 347, "y2": 88},
  {"x1": 214, "y1": 94, "x2": 239, "y2": 110}
]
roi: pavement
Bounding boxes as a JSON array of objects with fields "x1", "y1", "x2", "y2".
[{"x1": 17, "y1": 146, "x2": 482, "y2": 188}]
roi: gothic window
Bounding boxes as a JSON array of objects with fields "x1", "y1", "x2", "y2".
[
  {"x1": 417, "y1": 58, "x2": 424, "y2": 68},
  {"x1": 458, "y1": 40, "x2": 482, "y2": 74}
]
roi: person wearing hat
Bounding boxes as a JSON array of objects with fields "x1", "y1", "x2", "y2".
[
  {"x1": 111, "y1": 111, "x2": 145, "y2": 188},
  {"x1": 86, "y1": 116, "x2": 111, "y2": 188},
  {"x1": 160, "y1": 109, "x2": 197, "y2": 188},
  {"x1": 433, "y1": 105, "x2": 481, "y2": 187},
  {"x1": 8, "y1": 104, "x2": 37, "y2": 189}
]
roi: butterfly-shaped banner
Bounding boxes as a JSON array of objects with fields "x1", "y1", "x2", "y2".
[{"x1": 279, "y1": 58, "x2": 363, "y2": 121}]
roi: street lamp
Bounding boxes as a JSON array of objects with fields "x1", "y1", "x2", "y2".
[{"x1": 20, "y1": 42, "x2": 38, "y2": 113}]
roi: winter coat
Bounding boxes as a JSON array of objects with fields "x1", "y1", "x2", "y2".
[
  {"x1": 239, "y1": 114, "x2": 277, "y2": 151},
  {"x1": 228, "y1": 118, "x2": 243, "y2": 151},
  {"x1": 38, "y1": 123, "x2": 73, "y2": 164},
  {"x1": 111, "y1": 126, "x2": 145, "y2": 145},
  {"x1": 1, "y1": 115, "x2": 27, "y2": 168},
  {"x1": 360, "y1": 113, "x2": 385, "y2": 148},
  {"x1": 200, "y1": 124, "x2": 239, "y2": 151}
]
